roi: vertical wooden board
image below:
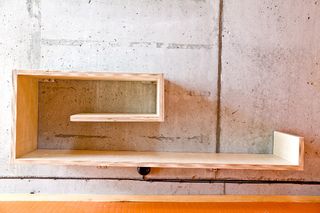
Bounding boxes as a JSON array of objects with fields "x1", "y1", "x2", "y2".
[
  {"x1": 15, "y1": 76, "x2": 38, "y2": 158},
  {"x1": 273, "y1": 131, "x2": 303, "y2": 166},
  {"x1": 156, "y1": 74, "x2": 165, "y2": 121}
]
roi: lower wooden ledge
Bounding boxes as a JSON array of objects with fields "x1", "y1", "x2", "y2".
[
  {"x1": 16, "y1": 149, "x2": 301, "y2": 170},
  {"x1": 14, "y1": 131, "x2": 304, "y2": 170}
]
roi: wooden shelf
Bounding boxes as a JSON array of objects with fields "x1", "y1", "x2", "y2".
[
  {"x1": 17, "y1": 148, "x2": 298, "y2": 170},
  {"x1": 70, "y1": 113, "x2": 162, "y2": 122},
  {"x1": 13, "y1": 70, "x2": 304, "y2": 170},
  {"x1": 14, "y1": 132, "x2": 304, "y2": 170}
]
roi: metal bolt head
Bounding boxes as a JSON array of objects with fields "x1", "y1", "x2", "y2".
[{"x1": 137, "y1": 167, "x2": 151, "y2": 176}]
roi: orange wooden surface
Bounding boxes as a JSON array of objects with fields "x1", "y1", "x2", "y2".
[{"x1": 0, "y1": 202, "x2": 319, "y2": 213}]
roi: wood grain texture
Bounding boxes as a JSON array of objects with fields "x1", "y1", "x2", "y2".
[
  {"x1": 156, "y1": 74, "x2": 165, "y2": 121},
  {"x1": 16, "y1": 149, "x2": 302, "y2": 170},
  {"x1": 0, "y1": 194, "x2": 320, "y2": 203},
  {"x1": 0, "y1": 202, "x2": 319, "y2": 213},
  {"x1": 70, "y1": 113, "x2": 163, "y2": 122},
  {"x1": 0, "y1": 195, "x2": 319, "y2": 213},
  {"x1": 15, "y1": 70, "x2": 163, "y2": 81},
  {"x1": 14, "y1": 75, "x2": 38, "y2": 158}
]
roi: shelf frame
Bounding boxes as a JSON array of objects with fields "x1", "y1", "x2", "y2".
[{"x1": 12, "y1": 70, "x2": 304, "y2": 170}]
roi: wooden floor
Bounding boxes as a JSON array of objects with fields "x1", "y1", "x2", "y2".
[
  {"x1": 0, "y1": 202, "x2": 319, "y2": 213},
  {"x1": 0, "y1": 195, "x2": 319, "y2": 213}
]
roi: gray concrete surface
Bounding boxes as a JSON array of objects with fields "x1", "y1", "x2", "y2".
[{"x1": 0, "y1": 0, "x2": 319, "y2": 195}]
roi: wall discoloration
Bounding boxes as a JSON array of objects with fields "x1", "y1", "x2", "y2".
[
  {"x1": 26, "y1": 0, "x2": 41, "y2": 68},
  {"x1": 37, "y1": 80, "x2": 215, "y2": 152},
  {"x1": 41, "y1": 39, "x2": 213, "y2": 50},
  {"x1": 54, "y1": 134, "x2": 112, "y2": 139}
]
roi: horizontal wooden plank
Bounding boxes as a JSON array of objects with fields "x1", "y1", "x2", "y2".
[
  {"x1": 70, "y1": 113, "x2": 164, "y2": 122},
  {"x1": 14, "y1": 70, "x2": 163, "y2": 81},
  {"x1": 1, "y1": 201, "x2": 320, "y2": 213},
  {"x1": 0, "y1": 194, "x2": 319, "y2": 203},
  {"x1": 16, "y1": 149, "x2": 301, "y2": 170}
]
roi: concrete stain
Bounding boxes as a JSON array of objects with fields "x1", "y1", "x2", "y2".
[
  {"x1": 167, "y1": 43, "x2": 212, "y2": 50},
  {"x1": 41, "y1": 39, "x2": 212, "y2": 50},
  {"x1": 143, "y1": 135, "x2": 208, "y2": 144},
  {"x1": 55, "y1": 134, "x2": 111, "y2": 139},
  {"x1": 187, "y1": 90, "x2": 211, "y2": 97}
]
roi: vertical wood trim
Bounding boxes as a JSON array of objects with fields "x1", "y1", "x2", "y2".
[
  {"x1": 15, "y1": 75, "x2": 38, "y2": 158},
  {"x1": 156, "y1": 74, "x2": 165, "y2": 121},
  {"x1": 273, "y1": 131, "x2": 303, "y2": 166}
]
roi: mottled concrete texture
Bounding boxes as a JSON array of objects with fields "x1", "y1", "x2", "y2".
[
  {"x1": 0, "y1": 0, "x2": 319, "y2": 195},
  {"x1": 0, "y1": 179, "x2": 224, "y2": 195}
]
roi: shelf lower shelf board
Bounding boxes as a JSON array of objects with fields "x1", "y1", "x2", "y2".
[
  {"x1": 70, "y1": 113, "x2": 163, "y2": 122},
  {"x1": 16, "y1": 149, "x2": 301, "y2": 170}
]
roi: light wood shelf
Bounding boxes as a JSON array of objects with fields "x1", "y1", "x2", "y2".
[
  {"x1": 70, "y1": 113, "x2": 162, "y2": 122},
  {"x1": 13, "y1": 70, "x2": 304, "y2": 170},
  {"x1": 17, "y1": 148, "x2": 298, "y2": 170}
]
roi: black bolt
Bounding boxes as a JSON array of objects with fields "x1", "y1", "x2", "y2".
[{"x1": 137, "y1": 167, "x2": 151, "y2": 176}]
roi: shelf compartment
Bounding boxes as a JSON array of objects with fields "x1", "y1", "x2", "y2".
[
  {"x1": 68, "y1": 72, "x2": 164, "y2": 122},
  {"x1": 16, "y1": 70, "x2": 165, "y2": 123}
]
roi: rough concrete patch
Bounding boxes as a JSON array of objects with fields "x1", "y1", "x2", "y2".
[
  {"x1": 41, "y1": 38, "x2": 213, "y2": 50},
  {"x1": 26, "y1": 0, "x2": 41, "y2": 68},
  {"x1": 142, "y1": 135, "x2": 209, "y2": 144},
  {"x1": 167, "y1": 43, "x2": 212, "y2": 50},
  {"x1": 225, "y1": 183, "x2": 320, "y2": 196}
]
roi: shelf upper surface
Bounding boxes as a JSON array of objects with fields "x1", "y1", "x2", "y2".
[
  {"x1": 15, "y1": 70, "x2": 164, "y2": 81},
  {"x1": 70, "y1": 113, "x2": 164, "y2": 122},
  {"x1": 17, "y1": 149, "x2": 301, "y2": 170}
]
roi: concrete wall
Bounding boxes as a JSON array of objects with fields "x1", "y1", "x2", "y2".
[{"x1": 0, "y1": 0, "x2": 319, "y2": 195}]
